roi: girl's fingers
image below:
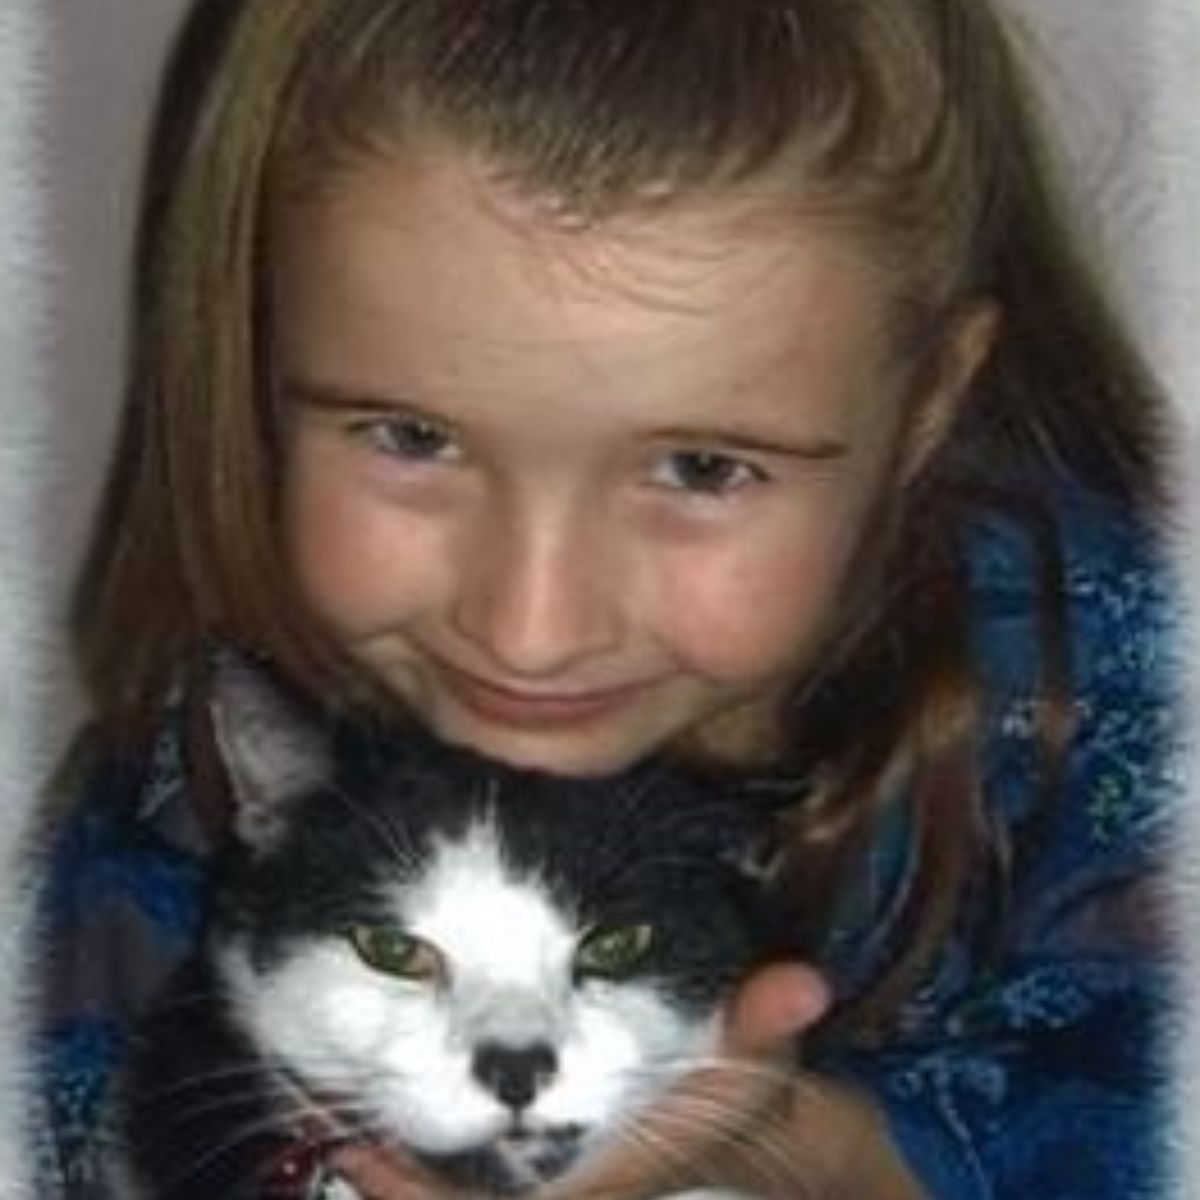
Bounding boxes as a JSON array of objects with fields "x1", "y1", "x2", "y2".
[
  {"x1": 325, "y1": 964, "x2": 833, "y2": 1200},
  {"x1": 541, "y1": 1069, "x2": 923, "y2": 1200},
  {"x1": 721, "y1": 961, "x2": 832, "y2": 1055},
  {"x1": 325, "y1": 1142, "x2": 451, "y2": 1200},
  {"x1": 537, "y1": 1056, "x2": 793, "y2": 1199},
  {"x1": 537, "y1": 964, "x2": 834, "y2": 1200}
]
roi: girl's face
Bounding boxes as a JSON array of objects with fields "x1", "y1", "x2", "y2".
[{"x1": 274, "y1": 149, "x2": 916, "y2": 775}]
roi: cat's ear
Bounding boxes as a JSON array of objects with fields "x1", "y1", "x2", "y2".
[
  {"x1": 722, "y1": 825, "x2": 789, "y2": 890},
  {"x1": 208, "y1": 649, "x2": 333, "y2": 854},
  {"x1": 721, "y1": 820, "x2": 804, "y2": 951}
]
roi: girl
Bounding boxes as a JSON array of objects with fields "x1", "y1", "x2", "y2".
[{"x1": 38, "y1": 0, "x2": 1176, "y2": 1197}]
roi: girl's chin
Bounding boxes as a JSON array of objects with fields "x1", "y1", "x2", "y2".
[
  {"x1": 423, "y1": 710, "x2": 664, "y2": 777},
  {"x1": 421, "y1": 688, "x2": 783, "y2": 778},
  {"x1": 425, "y1": 685, "x2": 705, "y2": 776}
]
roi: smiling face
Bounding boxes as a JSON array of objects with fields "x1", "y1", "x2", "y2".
[{"x1": 274, "y1": 146, "x2": 918, "y2": 775}]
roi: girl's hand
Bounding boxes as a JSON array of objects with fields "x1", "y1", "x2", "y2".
[
  {"x1": 321, "y1": 1142, "x2": 470, "y2": 1200},
  {"x1": 325, "y1": 963, "x2": 927, "y2": 1200},
  {"x1": 322, "y1": 1143, "x2": 464, "y2": 1200},
  {"x1": 538, "y1": 962, "x2": 926, "y2": 1200}
]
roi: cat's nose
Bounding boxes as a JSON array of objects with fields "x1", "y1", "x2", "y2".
[{"x1": 472, "y1": 1041, "x2": 558, "y2": 1110}]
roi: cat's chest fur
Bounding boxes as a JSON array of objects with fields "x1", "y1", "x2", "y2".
[{"x1": 112, "y1": 656, "x2": 796, "y2": 1199}]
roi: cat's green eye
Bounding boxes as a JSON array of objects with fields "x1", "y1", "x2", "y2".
[
  {"x1": 347, "y1": 925, "x2": 443, "y2": 981},
  {"x1": 574, "y1": 923, "x2": 655, "y2": 981}
]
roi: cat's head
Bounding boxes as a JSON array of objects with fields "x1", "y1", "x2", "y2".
[{"x1": 207, "y1": 652, "x2": 797, "y2": 1193}]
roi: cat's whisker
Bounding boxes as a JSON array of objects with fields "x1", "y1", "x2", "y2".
[
  {"x1": 313, "y1": 1101, "x2": 394, "y2": 1147},
  {"x1": 136, "y1": 1075, "x2": 306, "y2": 1128},
  {"x1": 587, "y1": 786, "x2": 777, "y2": 893},
  {"x1": 616, "y1": 1051, "x2": 796, "y2": 1096},
  {"x1": 328, "y1": 782, "x2": 420, "y2": 874},
  {"x1": 609, "y1": 1098, "x2": 773, "y2": 1198},
  {"x1": 658, "y1": 1053, "x2": 799, "y2": 1087},
  {"x1": 130, "y1": 1059, "x2": 291, "y2": 1103},
  {"x1": 137, "y1": 1090, "x2": 280, "y2": 1132},
  {"x1": 126, "y1": 1057, "x2": 340, "y2": 1140},
  {"x1": 612, "y1": 1070, "x2": 827, "y2": 1200},
  {"x1": 154, "y1": 1108, "x2": 297, "y2": 1191},
  {"x1": 140, "y1": 986, "x2": 226, "y2": 1014},
  {"x1": 605, "y1": 1111, "x2": 704, "y2": 1193},
  {"x1": 149, "y1": 1083, "x2": 383, "y2": 1192},
  {"x1": 261, "y1": 1060, "x2": 390, "y2": 1142}
]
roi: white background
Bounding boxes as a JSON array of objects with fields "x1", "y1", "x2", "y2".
[{"x1": 2, "y1": 1, "x2": 1196, "y2": 1196}]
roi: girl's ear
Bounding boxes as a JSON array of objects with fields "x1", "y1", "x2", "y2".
[
  {"x1": 900, "y1": 300, "x2": 1001, "y2": 484},
  {"x1": 208, "y1": 650, "x2": 333, "y2": 854}
]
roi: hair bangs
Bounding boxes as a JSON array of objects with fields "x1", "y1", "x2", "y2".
[{"x1": 272, "y1": 0, "x2": 974, "y2": 248}]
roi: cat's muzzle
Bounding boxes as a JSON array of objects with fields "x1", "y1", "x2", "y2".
[{"x1": 423, "y1": 1123, "x2": 586, "y2": 1195}]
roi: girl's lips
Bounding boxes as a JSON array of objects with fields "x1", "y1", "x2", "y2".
[{"x1": 432, "y1": 662, "x2": 649, "y2": 730}]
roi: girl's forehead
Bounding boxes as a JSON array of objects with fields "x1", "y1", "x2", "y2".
[
  {"x1": 275, "y1": 145, "x2": 880, "y2": 311},
  {"x1": 270, "y1": 147, "x2": 895, "y2": 408}
]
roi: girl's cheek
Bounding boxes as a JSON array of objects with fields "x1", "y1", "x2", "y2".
[
  {"x1": 656, "y1": 509, "x2": 861, "y2": 683},
  {"x1": 282, "y1": 446, "x2": 431, "y2": 630}
]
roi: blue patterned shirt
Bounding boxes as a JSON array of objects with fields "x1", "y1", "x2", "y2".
[{"x1": 33, "y1": 482, "x2": 1178, "y2": 1198}]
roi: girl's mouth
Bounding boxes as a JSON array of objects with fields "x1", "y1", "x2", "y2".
[{"x1": 432, "y1": 662, "x2": 649, "y2": 730}]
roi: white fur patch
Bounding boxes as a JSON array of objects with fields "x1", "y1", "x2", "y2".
[{"x1": 219, "y1": 817, "x2": 716, "y2": 1170}]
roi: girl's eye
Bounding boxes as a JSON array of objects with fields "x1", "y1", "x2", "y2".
[
  {"x1": 350, "y1": 414, "x2": 461, "y2": 463},
  {"x1": 346, "y1": 925, "x2": 444, "y2": 981},
  {"x1": 652, "y1": 450, "x2": 767, "y2": 496},
  {"x1": 573, "y1": 923, "x2": 655, "y2": 981}
]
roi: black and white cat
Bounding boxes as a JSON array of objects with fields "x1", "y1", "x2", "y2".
[{"x1": 110, "y1": 657, "x2": 799, "y2": 1198}]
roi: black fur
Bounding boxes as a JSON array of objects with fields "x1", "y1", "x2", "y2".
[
  {"x1": 114, "y1": 661, "x2": 800, "y2": 1197},
  {"x1": 218, "y1": 723, "x2": 794, "y2": 1009}
]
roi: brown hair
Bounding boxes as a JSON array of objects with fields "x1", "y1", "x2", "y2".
[{"x1": 74, "y1": 0, "x2": 1166, "y2": 1036}]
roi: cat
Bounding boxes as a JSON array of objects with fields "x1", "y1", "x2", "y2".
[{"x1": 108, "y1": 654, "x2": 801, "y2": 1199}]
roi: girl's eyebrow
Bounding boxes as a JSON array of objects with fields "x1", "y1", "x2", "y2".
[
  {"x1": 285, "y1": 379, "x2": 848, "y2": 460},
  {"x1": 282, "y1": 379, "x2": 425, "y2": 414},
  {"x1": 649, "y1": 425, "x2": 850, "y2": 462}
]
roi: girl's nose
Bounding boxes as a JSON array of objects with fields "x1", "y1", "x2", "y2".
[{"x1": 451, "y1": 505, "x2": 623, "y2": 677}]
